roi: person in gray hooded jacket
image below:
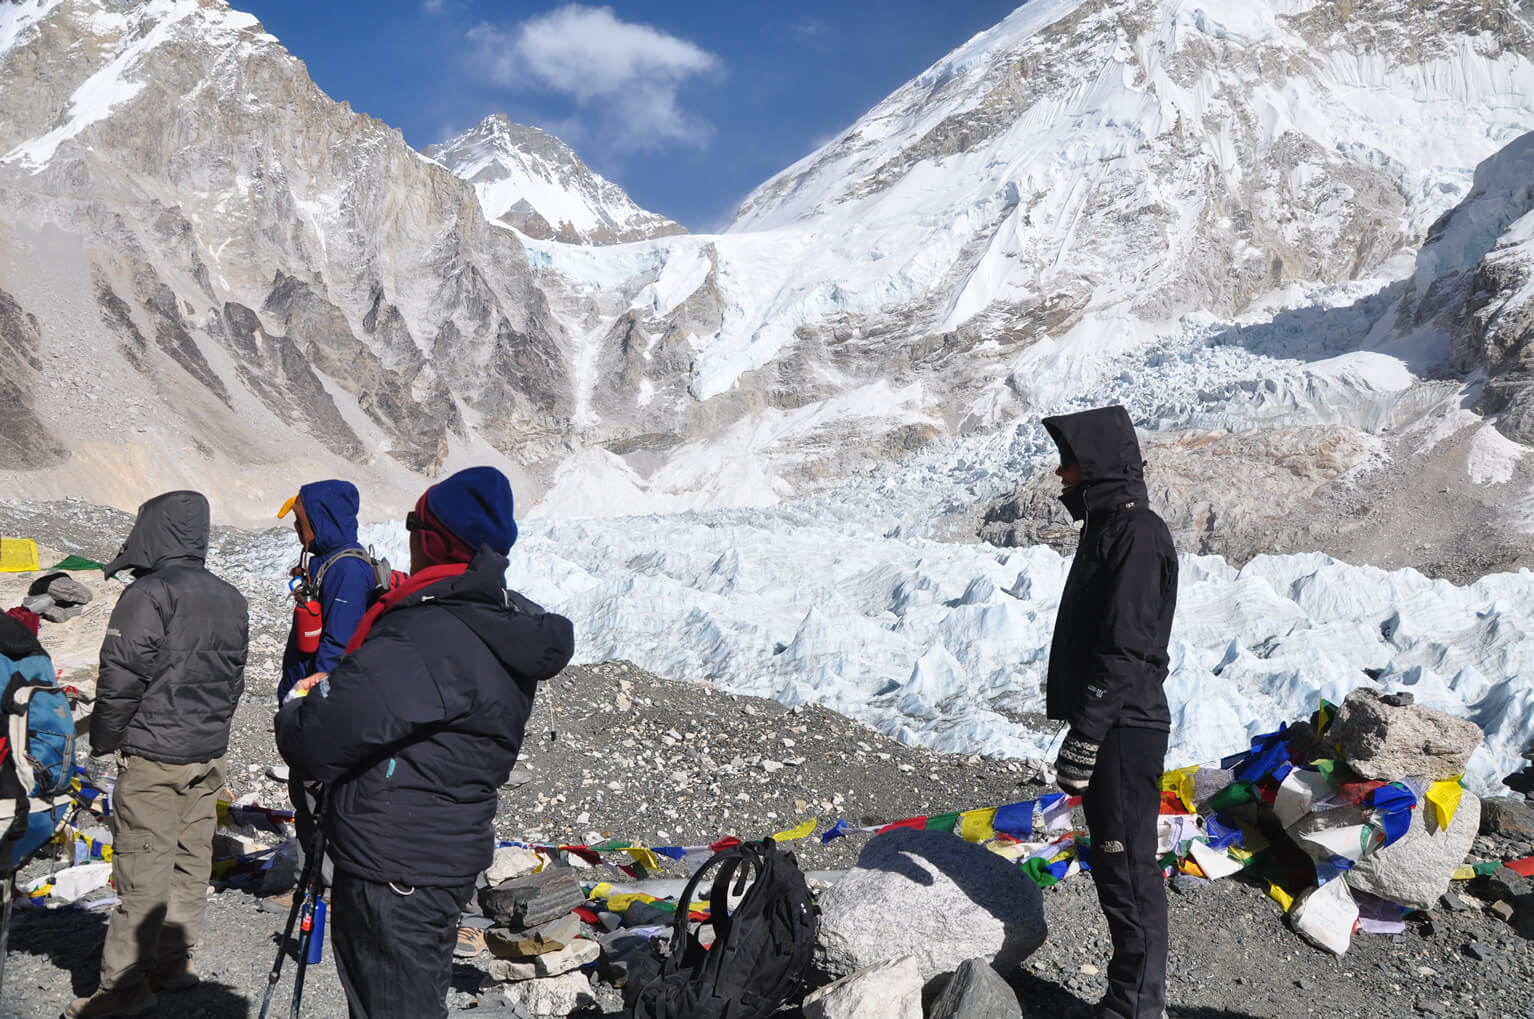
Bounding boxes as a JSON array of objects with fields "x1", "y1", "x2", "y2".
[{"x1": 68, "y1": 490, "x2": 249, "y2": 1019}]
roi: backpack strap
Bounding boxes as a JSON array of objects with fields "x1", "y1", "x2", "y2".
[{"x1": 310, "y1": 547, "x2": 375, "y2": 592}]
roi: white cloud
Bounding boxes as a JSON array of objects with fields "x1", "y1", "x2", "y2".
[
  {"x1": 423, "y1": 0, "x2": 445, "y2": 12},
  {"x1": 469, "y1": 5, "x2": 720, "y2": 153}
]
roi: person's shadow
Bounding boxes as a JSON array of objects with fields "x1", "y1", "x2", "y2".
[{"x1": 4, "y1": 904, "x2": 252, "y2": 1018}]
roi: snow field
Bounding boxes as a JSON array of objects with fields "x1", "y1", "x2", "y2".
[{"x1": 337, "y1": 508, "x2": 1534, "y2": 799}]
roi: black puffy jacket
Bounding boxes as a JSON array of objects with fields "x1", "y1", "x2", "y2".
[
  {"x1": 275, "y1": 547, "x2": 575, "y2": 886},
  {"x1": 1043, "y1": 407, "x2": 1178, "y2": 743},
  {"x1": 93, "y1": 491, "x2": 249, "y2": 764}
]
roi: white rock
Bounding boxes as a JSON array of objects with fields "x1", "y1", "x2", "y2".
[
  {"x1": 500, "y1": 970, "x2": 597, "y2": 1016},
  {"x1": 803, "y1": 956, "x2": 922, "y2": 1019},
  {"x1": 485, "y1": 845, "x2": 542, "y2": 885},
  {"x1": 488, "y1": 938, "x2": 600, "y2": 982},
  {"x1": 1346, "y1": 790, "x2": 1482, "y2": 910},
  {"x1": 814, "y1": 828, "x2": 1047, "y2": 984}
]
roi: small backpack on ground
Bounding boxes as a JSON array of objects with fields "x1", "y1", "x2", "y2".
[
  {"x1": 0, "y1": 615, "x2": 76, "y2": 872},
  {"x1": 625, "y1": 838, "x2": 819, "y2": 1019},
  {"x1": 311, "y1": 545, "x2": 405, "y2": 605}
]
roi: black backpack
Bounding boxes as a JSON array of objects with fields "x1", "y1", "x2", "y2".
[{"x1": 625, "y1": 838, "x2": 818, "y2": 1019}]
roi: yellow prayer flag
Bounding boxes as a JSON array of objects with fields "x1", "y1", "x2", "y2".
[
  {"x1": 1161, "y1": 765, "x2": 1200, "y2": 812},
  {"x1": 771, "y1": 817, "x2": 818, "y2": 842},
  {"x1": 0, "y1": 537, "x2": 39, "y2": 573},
  {"x1": 1452, "y1": 865, "x2": 1477, "y2": 881},
  {"x1": 215, "y1": 801, "x2": 230, "y2": 827},
  {"x1": 607, "y1": 891, "x2": 659, "y2": 912},
  {"x1": 587, "y1": 882, "x2": 615, "y2": 901},
  {"x1": 1267, "y1": 881, "x2": 1295, "y2": 913},
  {"x1": 959, "y1": 807, "x2": 997, "y2": 844},
  {"x1": 1425, "y1": 777, "x2": 1464, "y2": 833},
  {"x1": 623, "y1": 848, "x2": 663, "y2": 873}
]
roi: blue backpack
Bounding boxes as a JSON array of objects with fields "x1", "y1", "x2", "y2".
[{"x1": 0, "y1": 616, "x2": 76, "y2": 872}]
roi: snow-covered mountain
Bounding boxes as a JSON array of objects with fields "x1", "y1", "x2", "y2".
[
  {"x1": 0, "y1": 0, "x2": 569, "y2": 521},
  {"x1": 426, "y1": 115, "x2": 685, "y2": 246},
  {"x1": 4, "y1": 0, "x2": 1534, "y2": 567}
]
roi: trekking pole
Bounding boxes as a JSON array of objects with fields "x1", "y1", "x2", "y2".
[
  {"x1": 288, "y1": 822, "x2": 329, "y2": 1019},
  {"x1": 1, "y1": 872, "x2": 13, "y2": 999},
  {"x1": 259, "y1": 787, "x2": 329, "y2": 1019}
]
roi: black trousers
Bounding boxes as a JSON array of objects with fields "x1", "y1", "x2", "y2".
[
  {"x1": 331, "y1": 870, "x2": 474, "y2": 1019},
  {"x1": 1082, "y1": 725, "x2": 1169, "y2": 1019}
]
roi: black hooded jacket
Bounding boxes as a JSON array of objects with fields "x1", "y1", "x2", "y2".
[
  {"x1": 1043, "y1": 407, "x2": 1178, "y2": 742},
  {"x1": 275, "y1": 547, "x2": 575, "y2": 886},
  {"x1": 93, "y1": 491, "x2": 250, "y2": 763}
]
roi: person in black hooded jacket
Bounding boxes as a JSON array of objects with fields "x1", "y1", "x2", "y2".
[
  {"x1": 68, "y1": 490, "x2": 248, "y2": 1019},
  {"x1": 1042, "y1": 405, "x2": 1178, "y2": 1019},
  {"x1": 275, "y1": 466, "x2": 574, "y2": 1019}
]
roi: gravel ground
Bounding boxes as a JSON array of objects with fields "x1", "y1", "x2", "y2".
[{"x1": 3, "y1": 500, "x2": 1534, "y2": 1018}]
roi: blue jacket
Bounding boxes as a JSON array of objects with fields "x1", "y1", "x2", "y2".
[
  {"x1": 274, "y1": 548, "x2": 575, "y2": 885},
  {"x1": 278, "y1": 480, "x2": 374, "y2": 700}
]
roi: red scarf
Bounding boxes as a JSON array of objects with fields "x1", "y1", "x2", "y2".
[{"x1": 343, "y1": 562, "x2": 469, "y2": 655}]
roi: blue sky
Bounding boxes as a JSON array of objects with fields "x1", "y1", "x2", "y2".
[{"x1": 234, "y1": 1, "x2": 1025, "y2": 232}]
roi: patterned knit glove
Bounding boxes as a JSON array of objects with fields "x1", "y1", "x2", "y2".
[
  {"x1": 1055, "y1": 730, "x2": 1099, "y2": 796},
  {"x1": 83, "y1": 753, "x2": 116, "y2": 789}
]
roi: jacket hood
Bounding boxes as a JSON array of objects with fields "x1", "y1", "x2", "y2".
[
  {"x1": 104, "y1": 491, "x2": 210, "y2": 579},
  {"x1": 300, "y1": 479, "x2": 361, "y2": 555},
  {"x1": 1042, "y1": 406, "x2": 1149, "y2": 517}
]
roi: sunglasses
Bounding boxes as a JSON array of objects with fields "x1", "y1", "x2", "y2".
[{"x1": 405, "y1": 510, "x2": 421, "y2": 532}]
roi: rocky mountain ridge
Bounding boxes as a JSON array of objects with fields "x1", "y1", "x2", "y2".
[{"x1": 2, "y1": 0, "x2": 1534, "y2": 567}]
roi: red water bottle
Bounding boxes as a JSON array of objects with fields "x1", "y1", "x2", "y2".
[{"x1": 290, "y1": 576, "x2": 322, "y2": 654}]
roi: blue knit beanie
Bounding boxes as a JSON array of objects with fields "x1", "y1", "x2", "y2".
[{"x1": 423, "y1": 466, "x2": 517, "y2": 556}]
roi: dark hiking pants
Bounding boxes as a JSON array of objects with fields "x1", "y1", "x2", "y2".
[
  {"x1": 1082, "y1": 725, "x2": 1169, "y2": 1019},
  {"x1": 331, "y1": 870, "x2": 474, "y2": 1019}
]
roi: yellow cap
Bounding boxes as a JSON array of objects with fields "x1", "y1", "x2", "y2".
[{"x1": 277, "y1": 494, "x2": 299, "y2": 519}]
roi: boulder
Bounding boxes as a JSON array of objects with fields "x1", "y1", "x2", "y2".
[
  {"x1": 479, "y1": 869, "x2": 584, "y2": 928},
  {"x1": 1484, "y1": 866, "x2": 1533, "y2": 903},
  {"x1": 1480, "y1": 797, "x2": 1534, "y2": 838},
  {"x1": 1332, "y1": 688, "x2": 1482, "y2": 781},
  {"x1": 500, "y1": 970, "x2": 597, "y2": 1016},
  {"x1": 1513, "y1": 894, "x2": 1534, "y2": 940},
  {"x1": 928, "y1": 957, "x2": 1023, "y2": 1019},
  {"x1": 1346, "y1": 790, "x2": 1481, "y2": 910},
  {"x1": 487, "y1": 938, "x2": 600, "y2": 981},
  {"x1": 486, "y1": 845, "x2": 542, "y2": 885},
  {"x1": 487, "y1": 913, "x2": 582, "y2": 959},
  {"x1": 813, "y1": 828, "x2": 1047, "y2": 984},
  {"x1": 802, "y1": 956, "x2": 922, "y2": 1019}
]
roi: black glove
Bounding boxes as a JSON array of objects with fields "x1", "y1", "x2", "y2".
[
  {"x1": 1055, "y1": 729, "x2": 1099, "y2": 796},
  {"x1": 84, "y1": 753, "x2": 116, "y2": 789}
]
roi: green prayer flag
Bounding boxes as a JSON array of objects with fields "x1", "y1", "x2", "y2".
[
  {"x1": 48, "y1": 554, "x2": 104, "y2": 571},
  {"x1": 1207, "y1": 780, "x2": 1258, "y2": 810},
  {"x1": 924, "y1": 811, "x2": 960, "y2": 834}
]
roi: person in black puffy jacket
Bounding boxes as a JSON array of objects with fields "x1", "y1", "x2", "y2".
[
  {"x1": 1042, "y1": 406, "x2": 1178, "y2": 1019},
  {"x1": 69, "y1": 490, "x2": 248, "y2": 1019},
  {"x1": 276, "y1": 466, "x2": 574, "y2": 1019}
]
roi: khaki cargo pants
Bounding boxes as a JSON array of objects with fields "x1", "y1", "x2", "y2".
[{"x1": 99, "y1": 754, "x2": 226, "y2": 991}]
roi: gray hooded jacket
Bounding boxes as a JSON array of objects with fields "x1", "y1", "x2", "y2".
[{"x1": 93, "y1": 491, "x2": 249, "y2": 763}]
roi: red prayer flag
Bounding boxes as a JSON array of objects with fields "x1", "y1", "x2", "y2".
[
  {"x1": 877, "y1": 816, "x2": 928, "y2": 834},
  {"x1": 1506, "y1": 856, "x2": 1534, "y2": 878}
]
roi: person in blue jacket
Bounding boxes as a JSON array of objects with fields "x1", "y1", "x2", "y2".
[
  {"x1": 275, "y1": 479, "x2": 376, "y2": 895},
  {"x1": 275, "y1": 466, "x2": 574, "y2": 1019}
]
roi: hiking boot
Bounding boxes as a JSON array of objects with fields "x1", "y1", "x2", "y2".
[
  {"x1": 150, "y1": 958, "x2": 199, "y2": 992},
  {"x1": 454, "y1": 926, "x2": 487, "y2": 958},
  {"x1": 63, "y1": 983, "x2": 157, "y2": 1018}
]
